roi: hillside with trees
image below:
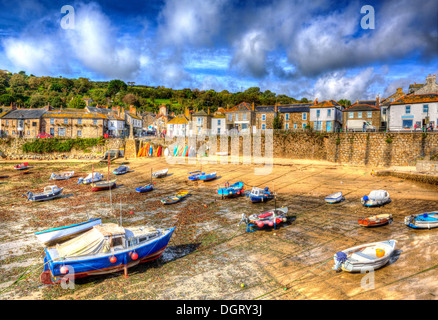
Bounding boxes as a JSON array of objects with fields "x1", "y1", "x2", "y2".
[{"x1": 0, "y1": 70, "x2": 351, "y2": 114}]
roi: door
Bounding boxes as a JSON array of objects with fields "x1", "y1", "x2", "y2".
[{"x1": 326, "y1": 121, "x2": 332, "y2": 132}]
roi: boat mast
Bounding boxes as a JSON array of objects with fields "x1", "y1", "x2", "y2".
[{"x1": 107, "y1": 149, "x2": 110, "y2": 183}]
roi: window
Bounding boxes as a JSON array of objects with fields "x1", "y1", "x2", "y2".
[
  {"x1": 77, "y1": 130, "x2": 82, "y2": 137},
  {"x1": 50, "y1": 128, "x2": 54, "y2": 135},
  {"x1": 262, "y1": 123, "x2": 266, "y2": 130},
  {"x1": 302, "y1": 113, "x2": 307, "y2": 120},
  {"x1": 405, "y1": 106, "x2": 411, "y2": 114},
  {"x1": 58, "y1": 128, "x2": 65, "y2": 136},
  {"x1": 302, "y1": 123, "x2": 306, "y2": 129},
  {"x1": 357, "y1": 112, "x2": 362, "y2": 118},
  {"x1": 217, "y1": 120, "x2": 221, "y2": 126},
  {"x1": 349, "y1": 112, "x2": 354, "y2": 119},
  {"x1": 12, "y1": 131, "x2": 15, "y2": 135},
  {"x1": 423, "y1": 104, "x2": 429, "y2": 113},
  {"x1": 402, "y1": 120, "x2": 413, "y2": 129},
  {"x1": 285, "y1": 123, "x2": 289, "y2": 129},
  {"x1": 293, "y1": 123, "x2": 297, "y2": 129},
  {"x1": 367, "y1": 111, "x2": 372, "y2": 118},
  {"x1": 5, "y1": 120, "x2": 8, "y2": 125},
  {"x1": 285, "y1": 113, "x2": 290, "y2": 121},
  {"x1": 262, "y1": 114, "x2": 266, "y2": 121},
  {"x1": 217, "y1": 128, "x2": 221, "y2": 134},
  {"x1": 78, "y1": 119, "x2": 82, "y2": 125},
  {"x1": 64, "y1": 118, "x2": 68, "y2": 124},
  {"x1": 382, "y1": 108, "x2": 387, "y2": 115},
  {"x1": 197, "y1": 117, "x2": 202, "y2": 125},
  {"x1": 228, "y1": 114, "x2": 232, "y2": 121},
  {"x1": 93, "y1": 119, "x2": 98, "y2": 125},
  {"x1": 235, "y1": 114, "x2": 239, "y2": 121},
  {"x1": 242, "y1": 113, "x2": 247, "y2": 121},
  {"x1": 32, "y1": 122, "x2": 37, "y2": 127},
  {"x1": 315, "y1": 121, "x2": 322, "y2": 130},
  {"x1": 50, "y1": 119, "x2": 54, "y2": 125},
  {"x1": 27, "y1": 131, "x2": 30, "y2": 135},
  {"x1": 316, "y1": 110, "x2": 320, "y2": 118},
  {"x1": 327, "y1": 109, "x2": 331, "y2": 117}
]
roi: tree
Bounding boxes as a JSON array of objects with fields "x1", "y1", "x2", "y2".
[
  {"x1": 10, "y1": 73, "x2": 27, "y2": 89},
  {"x1": 29, "y1": 94, "x2": 47, "y2": 108},
  {"x1": 68, "y1": 96, "x2": 86, "y2": 109},
  {"x1": 338, "y1": 99, "x2": 351, "y2": 108},
  {"x1": 27, "y1": 76, "x2": 42, "y2": 90},
  {"x1": 0, "y1": 94, "x2": 14, "y2": 106},
  {"x1": 107, "y1": 79, "x2": 127, "y2": 97},
  {"x1": 122, "y1": 93, "x2": 138, "y2": 106},
  {"x1": 273, "y1": 112, "x2": 283, "y2": 129}
]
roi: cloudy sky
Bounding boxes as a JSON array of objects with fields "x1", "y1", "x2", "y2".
[{"x1": 0, "y1": 0, "x2": 437, "y2": 101}]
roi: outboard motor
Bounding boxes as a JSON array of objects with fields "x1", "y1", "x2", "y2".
[{"x1": 77, "y1": 177, "x2": 84, "y2": 185}]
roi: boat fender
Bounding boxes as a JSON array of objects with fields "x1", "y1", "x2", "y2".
[
  {"x1": 268, "y1": 221, "x2": 274, "y2": 227},
  {"x1": 131, "y1": 252, "x2": 138, "y2": 260},
  {"x1": 110, "y1": 256, "x2": 117, "y2": 263},
  {"x1": 333, "y1": 251, "x2": 347, "y2": 271},
  {"x1": 362, "y1": 195, "x2": 369, "y2": 201},
  {"x1": 256, "y1": 221, "x2": 264, "y2": 228},
  {"x1": 423, "y1": 213, "x2": 428, "y2": 218}
]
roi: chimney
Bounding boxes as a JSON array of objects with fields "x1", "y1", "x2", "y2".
[
  {"x1": 129, "y1": 105, "x2": 136, "y2": 115},
  {"x1": 226, "y1": 104, "x2": 229, "y2": 111},
  {"x1": 275, "y1": 102, "x2": 278, "y2": 113},
  {"x1": 376, "y1": 95, "x2": 380, "y2": 108},
  {"x1": 252, "y1": 102, "x2": 255, "y2": 111},
  {"x1": 314, "y1": 98, "x2": 318, "y2": 105},
  {"x1": 208, "y1": 107, "x2": 210, "y2": 115}
]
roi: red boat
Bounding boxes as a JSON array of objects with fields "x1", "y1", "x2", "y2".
[
  {"x1": 358, "y1": 214, "x2": 392, "y2": 227},
  {"x1": 91, "y1": 179, "x2": 116, "y2": 191},
  {"x1": 14, "y1": 162, "x2": 29, "y2": 170}
]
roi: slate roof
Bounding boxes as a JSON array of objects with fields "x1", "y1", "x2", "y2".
[
  {"x1": 1, "y1": 109, "x2": 47, "y2": 119},
  {"x1": 192, "y1": 109, "x2": 210, "y2": 116},
  {"x1": 311, "y1": 99, "x2": 342, "y2": 108},
  {"x1": 390, "y1": 93, "x2": 438, "y2": 105},
  {"x1": 43, "y1": 111, "x2": 107, "y2": 119},
  {"x1": 343, "y1": 100, "x2": 380, "y2": 112},
  {"x1": 167, "y1": 114, "x2": 189, "y2": 125},
  {"x1": 227, "y1": 102, "x2": 253, "y2": 112}
]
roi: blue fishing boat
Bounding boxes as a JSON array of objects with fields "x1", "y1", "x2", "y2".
[
  {"x1": 199, "y1": 172, "x2": 217, "y2": 181},
  {"x1": 39, "y1": 223, "x2": 176, "y2": 284},
  {"x1": 188, "y1": 171, "x2": 203, "y2": 181},
  {"x1": 404, "y1": 212, "x2": 438, "y2": 229},
  {"x1": 247, "y1": 187, "x2": 274, "y2": 203},
  {"x1": 113, "y1": 165, "x2": 129, "y2": 175},
  {"x1": 136, "y1": 184, "x2": 154, "y2": 193},
  {"x1": 23, "y1": 185, "x2": 64, "y2": 202},
  {"x1": 217, "y1": 181, "x2": 244, "y2": 198},
  {"x1": 325, "y1": 191, "x2": 344, "y2": 204}
]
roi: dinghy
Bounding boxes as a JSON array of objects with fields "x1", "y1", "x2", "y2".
[
  {"x1": 217, "y1": 181, "x2": 244, "y2": 198},
  {"x1": 152, "y1": 169, "x2": 168, "y2": 178},
  {"x1": 14, "y1": 162, "x2": 29, "y2": 170},
  {"x1": 361, "y1": 190, "x2": 390, "y2": 207},
  {"x1": 188, "y1": 171, "x2": 203, "y2": 181},
  {"x1": 404, "y1": 212, "x2": 438, "y2": 229},
  {"x1": 39, "y1": 223, "x2": 175, "y2": 284},
  {"x1": 34, "y1": 217, "x2": 102, "y2": 246},
  {"x1": 199, "y1": 172, "x2": 217, "y2": 181},
  {"x1": 136, "y1": 184, "x2": 154, "y2": 193},
  {"x1": 161, "y1": 190, "x2": 189, "y2": 205},
  {"x1": 49, "y1": 171, "x2": 74, "y2": 181},
  {"x1": 325, "y1": 191, "x2": 344, "y2": 204},
  {"x1": 23, "y1": 185, "x2": 64, "y2": 202},
  {"x1": 77, "y1": 172, "x2": 104, "y2": 185},
  {"x1": 91, "y1": 179, "x2": 116, "y2": 192},
  {"x1": 247, "y1": 187, "x2": 274, "y2": 203},
  {"x1": 359, "y1": 214, "x2": 393, "y2": 227},
  {"x1": 113, "y1": 165, "x2": 129, "y2": 175},
  {"x1": 333, "y1": 240, "x2": 397, "y2": 273},
  {"x1": 239, "y1": 207, "x2": 288, "y2": 231}
]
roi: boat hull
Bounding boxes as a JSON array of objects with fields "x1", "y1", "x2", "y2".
[
  {"x1": 405, "y1": 213, "x2": 438, "y2": 229},
  {"x1": 27, "y1": 188, "x2": 64, "y2": 202},
  {"x1": 91, "y1": 182, "x2": 116, "y2": 192},
  {"x1": 359, "y1": 215, "x2": 392, "y2": 227},
  {"x1": 136, "y1": 185, "x2": 154, "y2": 193},
  {"x1": 41, "y1": 227, "x2": 175, "y2": 283}
]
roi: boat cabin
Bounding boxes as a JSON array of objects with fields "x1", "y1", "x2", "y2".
[{"x1": 44, "y1": 185, "x2": 61, "y2": 193}]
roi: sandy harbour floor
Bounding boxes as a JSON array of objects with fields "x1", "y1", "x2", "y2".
[{"x1": 0, "y1": 156, "x2": 437, "y2": 300}]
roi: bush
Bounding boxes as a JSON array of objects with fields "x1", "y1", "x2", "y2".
[{"x1": 22, "y1": 137, "x2": 105, "y2": 154}]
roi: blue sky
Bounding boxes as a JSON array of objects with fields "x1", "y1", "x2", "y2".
[{"x1": 0, "y1": 0, "x2": 437, "y2": 101}]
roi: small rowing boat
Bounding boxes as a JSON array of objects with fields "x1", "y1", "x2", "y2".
[
  {"x1": 136, "y1": 184, "x2": 154, "y2": 193},
  {"x1": 113, "y1": 165, "x2": 129, "y2": 175},
  {"x1": 199, "y1": 172, "x2": 217, "y2": 181},
  {"x1": 91, "y1": 179, "x2": 116, "y2": 192},
  {"x1": 188, "y1": 171, "x2": 203, "y2": 181},
  {"x1": 358, "y1": 214, "x2": 393, "y2": 227},
  {"x1": 14, "y1": 162, "x2": 29, "y2": 170},
  {"x1": 325, "y1": 191, "x2": 344, "y2": 204},
  {"x1": 152, "y1": 169, "x2": 168, "y2": 178},
  {"x1": 23, "y1": 185, "x2": 64, "y2": 202},
  {"x1": 333, "y1": 240, "x2": 397, "y2": 273},
  {"x1": 217, "y1": 181, "x2": 244, "y2": 198},
  {"x1": 49, "y1": 171, "x2": 74, "y2": 181},
  {"x1": 77, "y1": 172, "x2": 104, "y2": 185},
  {"x1": 34, "y1": 217, "x2": 102, "y2": 246},
  {"x1": 161, "y1": 190, "x2": 189, "y2": 205},
  {"x1": 239, "y1": 207, "x2": 288, "y2": 231},
  {"x1": 361, "y1": 190, "x2": 390, "y2": 207},
  {"x1": 404, "y1": 212, "x2": 438, "y2": 229}
]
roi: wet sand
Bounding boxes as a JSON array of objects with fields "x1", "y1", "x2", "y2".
[{"x1": 0, "y1": 157, "x2": 437, "y2": 300}]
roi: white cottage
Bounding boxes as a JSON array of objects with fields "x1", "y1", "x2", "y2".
[
  {"x1": 309, "y1": 99, "x2": 344, "y2": 132},
  {"x1": 388, "y1": 94, "x2": 438, "y2": 131}
]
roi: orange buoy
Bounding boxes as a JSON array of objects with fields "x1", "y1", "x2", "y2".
[
  {"x1": 376, "y1": 249, "x2": 385, "y2": 258},
  {"x1": 110, "y1": 256, "x2": 117, "y2": 263}
]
